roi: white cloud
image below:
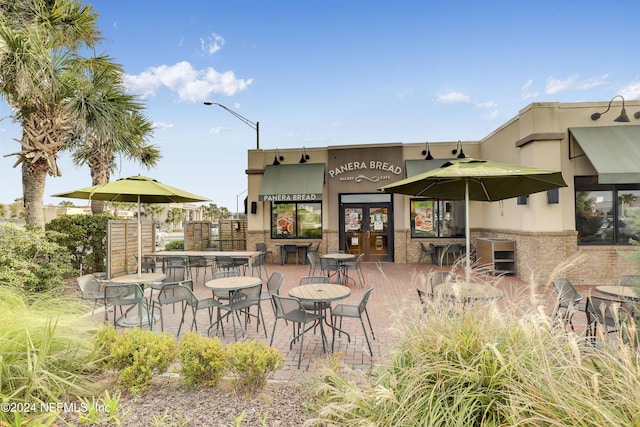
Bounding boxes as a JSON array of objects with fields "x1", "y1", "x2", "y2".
[
  {"x1": 436, "y1": 92, "x2": 472, "y2": 104},
  {"x1": 475, "y1": 101, "x2": 497, "y2": 109},
  {"x1": 545, "y1": 73, "x2": 608, "y2": 95},
  {"x1": 153, "y1": 122, "x2": 173, "y2": 130},
  {"x1": 521, "y1": 79, "x2": 539, "y2": 100},
  {"x1": 123, "y1": 61, "x2": 253, "y2": 102},
  {"x1": 436, "y1": 91, "x2": 496, "y2": 109},
  {"x1": 208, "y1": 126, "x2": 229, "y2": 134},
  {"x1": 200, "y1": 33, "x2": 225, "y2": 55},
  {"x1": 619, "y1": 82, "x2": 640, "y2": 100}
]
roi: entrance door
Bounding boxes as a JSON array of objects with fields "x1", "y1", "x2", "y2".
[{"x1": 341, "y1": 203, "x2": 393, "y2": 262}]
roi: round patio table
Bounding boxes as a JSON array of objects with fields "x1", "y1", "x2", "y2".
[
  {"x1": 289, "y1": 283, "x2": 351, "y2": 351},
  {"x1": 205, "y1": 276, "x2": 262, "y2": 292},
  {"x1": 596, "y1": 285, "x2": 640, "y2": 301}
]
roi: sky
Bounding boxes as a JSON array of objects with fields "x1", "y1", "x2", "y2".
[{"x1": 2, "y1": 0, "x2": 640, "y2": 212}]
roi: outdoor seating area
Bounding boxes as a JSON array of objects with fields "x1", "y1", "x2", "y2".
[
  {"x1": 88, "y1": 259, "x2": 536, "y2": 378},
  {"x1": 86, "y1": 258, "x2": 640, "y2": 380}
]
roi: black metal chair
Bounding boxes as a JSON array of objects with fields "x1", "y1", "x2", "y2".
[
  {"x1": 551, "y1": 277, "x2": 585, "y2": 331},
  {"x1": 178, "y1": 282, "x2": 221, "y2": 336},
  {"x1": 214, "y1": 255, "x2": 239, "y2": 274},
  {"x1": 260, "y1": 271, "x2": 284, "y2": 315},
  {"x1": 418, "y1": 242, "x2": 435, "y2": 264},
  {"x1": 282, "y1": 244, "x2": 299, "y2": 265},
  {"x1": 188, "y1": 256, "x2": 212, "y2": 281},
  {"x1": 320, "y1": 257, "x2": 342, "y2": 283},
  {"x1": 103, "y1": 283, "x2": 150, "y2": 328},
  {"x1": 77, "y1": 274, "x2": 106, "y2": 315},
  {"x1": 270, "y1": 294, "x2": 326, "y2": 368},
  {"x1": 343, "y1": 253, "x2": 365, "y2": 287},
  {"x1": 585, "y1": 295, "x2": 623, "y2": 339},
  {"x1": 250, "y1": 252, "x2": 268, "y2": 279},
  {"x1": 165, "y1": 256, "x2": 188, "y2": 281},
  {"x1": 150, "y1": 280, "x2": 191, "y2": 332},
  {"x1": 215, "y1": 283, "x2": 266, "y2": 341},
  {"x1": 331, "y1": 286, "x2": 375, "y2": 354},
  {"x1": 256, "y1": 242, "x2": 273, "y2": 263},
  {"x1": 306, "y1": 252, "x2": 323, "y2": 276}
]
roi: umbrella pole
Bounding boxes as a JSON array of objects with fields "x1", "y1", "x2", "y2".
[
  {"x1": 465, "y1": 180, "x2": 471, "y2": 286},
  {"x1": 137, "y1": 195, "x2": 142, "y2": 278}
]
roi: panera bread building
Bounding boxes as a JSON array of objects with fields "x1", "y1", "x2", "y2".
[{"x1": 245, "y1": 101, "x2": 640, "y2": 285}]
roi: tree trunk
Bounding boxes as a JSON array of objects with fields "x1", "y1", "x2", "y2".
[
  {"x1": 22, "y1": 162, "x2": 47, "y2": 229},
  {"x1": 89, "y1": 153, "x2": 111, "y2": 215}
]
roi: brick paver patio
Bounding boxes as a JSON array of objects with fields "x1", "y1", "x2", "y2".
[{"x1": 94, "y1": 261, "x2": 562, "y2": 382}]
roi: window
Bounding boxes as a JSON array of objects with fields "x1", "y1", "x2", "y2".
[
  {"x1": 575, "y1": 176, "x2": 640, "y2": 245},
  {"x1": 410, "y1": 198, "x2": 465, "y2": 238},
  {"x1": 271, "y1": 202, "x2": 322, "y2": 239}
]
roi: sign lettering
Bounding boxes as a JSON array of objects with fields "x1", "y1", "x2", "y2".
[
  {"x1": 329, "y1": 160, "x2": 402, "y2": 178},
  {"x1": 261, "y1": 194, "x2": 319, "y2": 202}
]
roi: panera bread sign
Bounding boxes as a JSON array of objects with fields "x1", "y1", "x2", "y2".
[
  {"x1": 328, "y1": 146, "x2": 404, "y2": 192},
  {"x1": 261, "y1": 194, "x2": 319, "y2": 202}
]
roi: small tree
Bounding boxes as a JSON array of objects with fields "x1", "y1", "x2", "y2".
[
  {"x1": 0, "y1": 223, "x2": 74, "y2": 292},
  {"x1": 46, "y1": 214, "x2": 111, "y2": 273}
]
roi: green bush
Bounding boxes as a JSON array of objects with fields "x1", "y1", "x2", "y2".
[
  {"x1": 165, "y1": 239, "x2": 184, "y2": 250},
  {"x1": 0, "y1": 286, "x2": 100, "y2": 425},
  {"x1": 228, "y1": 340, "x2": 284, "y2": 396},
  {"x1": 0, "y1": 223, "x2": 75, "y2": 292},
  {"x1": 46, "y1": 214, "x2": 112, "y2": 273},
  {"x1": 178, "y1": 332, "x2": 229, "y2": 387},
  {"x1": 96, "y1": 326, "x2": 177, "y2": 395}
]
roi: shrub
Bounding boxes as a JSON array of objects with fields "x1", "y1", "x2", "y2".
[
  {"x1": 228, "y1": 340, "x2": 284, "y2": 396},
  {"x1": 46, "y1": 214, "x2": 112, "y2": 273},
  {"x1": 309, "y1": 272, "x2": 640, "y2": 426},
  {"x1": 178, "y1": 332, "x2": 229, "y2": 387},
  {"x1": 0, "y1": 223, "x2": 74, "y2": 292},
  {"x1": 96, "y1": 326, "x2": 177, "y2": 395},
  {"x1": 165, "y1": 239, "x2": 184, "y2": 250},
  {"x1": 0, "y1": 287, "x2": 99, "y2": 425}
]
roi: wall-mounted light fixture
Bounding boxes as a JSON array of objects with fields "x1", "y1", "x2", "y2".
[
  {"x1": 421, "y1": 141, "x2": 434, "y2": 160},
  {"x1": 451, "y1": 140, "x2": 466, "y2": 158},
  {"x1": 299, "y1": 147, "x2": 310, "y2": 164},
  {"x1": 272, "y1": 149, "x2": 284, "y2": 165},
  {"x1": 591, "y1": 95, "x2": 630, "y2": 122}
]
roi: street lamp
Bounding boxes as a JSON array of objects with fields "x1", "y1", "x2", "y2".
[
  {"x1": 236, "y1": 189, "x2": 248, "y2": 219},
  {"x1": 203, "y1": 101, "x2": 260, "y2": 149}
]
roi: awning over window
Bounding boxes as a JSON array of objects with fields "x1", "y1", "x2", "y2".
[
  {"x1": 569, "y1": 126, "x2": 640, "y2": 184},
  {"x1": 258, "y1": 163, "x2": 325, "y2": 202},
  {"x1": 404, "y1": 159, "x2": 451, "y2": 178}
]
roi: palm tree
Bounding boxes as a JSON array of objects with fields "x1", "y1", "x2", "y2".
[
  {"x1": 143, "y1": 204, "x2": 165, "y2": 227},
  {"x1": 0, "y1": 0, "x2": 102, "y2": 228},
  {"x1": 166, "y1": 208, "x2": 185, "y2": 231},
  {"x1": 65, "y1": 56, "x2": 160, "y2": 214}
]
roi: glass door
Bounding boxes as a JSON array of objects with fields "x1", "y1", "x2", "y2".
[{"x1": 341, "y1": 203, "x2": 392, "y2": 262}]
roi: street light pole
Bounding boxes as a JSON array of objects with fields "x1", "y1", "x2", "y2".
[
  {"x1": 203, "y1": 101, "x2": 259, "y2": 149},
  {"x1": 236, "y1": 189, "x2": 248, "y2": 219}
]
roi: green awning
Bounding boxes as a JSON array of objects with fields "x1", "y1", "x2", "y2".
[
  {"x1": 258, "y1": 163, "x2": 325, "y2": 202},
  {"x1": 405, "y1": 159, "x2": 452, "y2": 178},
  {"x1": 569, "y1": 126, "x2": 640, "y2": 184}
]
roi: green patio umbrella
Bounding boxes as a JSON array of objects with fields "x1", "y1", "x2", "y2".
[
  {"x1": 52, "y1": 175, "x2": 209, "y2": 277},
  {"x1": 379, "y1": 158, "x2": 567, "y2": 285}
]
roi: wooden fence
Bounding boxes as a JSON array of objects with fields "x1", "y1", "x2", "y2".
[{"x1": 107, "y1": 220, "x2": 155, "y2": 279}]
